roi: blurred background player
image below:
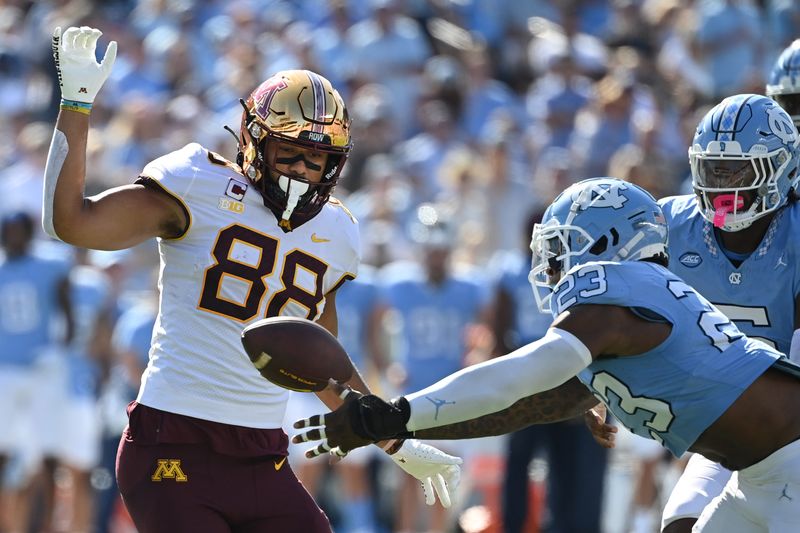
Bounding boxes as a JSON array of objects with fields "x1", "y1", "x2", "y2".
[
  {"x1": 658, "y1": 92, "x2": 800, "y2": 532},
  {"x1": 767, "y1": 38, "x2": 800, "y2": 129},
  {"x1": 378, "y1": 203, "x2": 491, "y2": 533},
  {"x1": 0, "y1": 211, "x2": 73, "y2": 533},
  {"x1": 45, "y1": 26, "x2": 460, "y2": 533},
  {"x1": 492, "y1": 209, "x2": 607, "y2": 533},
  {"x1": 97, "y1": 281, "x2": 158, "y2": 533},
  {"x1": 48, "y1": 248, "x2": 114, "y2": 533}
]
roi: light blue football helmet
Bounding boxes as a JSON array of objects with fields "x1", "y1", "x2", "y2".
[
  {"x1": 766, "y1": 39, "x2": 800, "y2": 127},
  {"x1": 689, "y1": 94, "x2": 800, "y2": 232},
  {"x1": 529, "y1": 178, "x2": 668, "y2": 313}
]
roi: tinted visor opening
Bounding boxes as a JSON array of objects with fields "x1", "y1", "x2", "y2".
[{"x1": 696, "y1": 159, "x2": 757, "y2": 189}]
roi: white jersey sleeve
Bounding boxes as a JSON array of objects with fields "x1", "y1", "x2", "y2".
[{"x1": 135, "y1": 143, "x2": 360, "y2": 428}]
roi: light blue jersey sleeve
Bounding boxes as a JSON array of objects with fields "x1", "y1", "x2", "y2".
[{"x1": 551, "y1": 260, "x2": 780, "y2": 457}]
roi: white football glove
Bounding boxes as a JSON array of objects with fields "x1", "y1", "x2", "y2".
[
  {"x1": 390, "y1": 439, "x2": 462, "y2": 508},
  {"x1": 52, "y1": 26, "x2": 117, "y2": 104}
]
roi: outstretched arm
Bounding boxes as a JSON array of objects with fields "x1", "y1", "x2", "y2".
[
  {"x1": 293, "y1": 304, "x2": 665, "y2": 450},
  {"x1": 414, "y1": 377, "x2": 599, "y2": 440},
  {"x1": 45, "y1": 26, "x2": 185, "y2": 249}
]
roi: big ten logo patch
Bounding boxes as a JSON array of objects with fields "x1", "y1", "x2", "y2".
[
  {"x1": 219, "y1": 197, "x2": 245, "y2": 214},
  {"x1": 151, "y1": 459, "x2": 188, "y2": 482}
]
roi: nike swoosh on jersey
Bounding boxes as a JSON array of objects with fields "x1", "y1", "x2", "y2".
[
  {"x1": 274, "y1": 457, "x2": 287, "y2": 471},
  {"x1": 311, "y1": 233, "x2": 330, "y2": 243}
]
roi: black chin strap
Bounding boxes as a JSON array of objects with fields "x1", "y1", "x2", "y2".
[{"x1": 222, "y1": 124, "x2": 243, "y2": 167}]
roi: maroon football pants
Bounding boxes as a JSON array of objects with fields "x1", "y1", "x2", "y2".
[{"x1": 116, "y1": 404, "x2": 332, "y2": 533}]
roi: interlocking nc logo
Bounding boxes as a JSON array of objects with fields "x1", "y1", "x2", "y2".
[{"x1": 151, "y1": 459, "x2": 188, "y2": 482}]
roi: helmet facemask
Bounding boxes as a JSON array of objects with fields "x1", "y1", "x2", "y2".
[
  {"x1": 690, "y1": 140, "x2": 796, "y2": 232},
  {"x1": 529, "y1": 219, "x2": 594, "y2": 313}
]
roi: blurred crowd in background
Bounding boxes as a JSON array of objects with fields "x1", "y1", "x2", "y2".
[{"x1": 1, "y1": 0, "x2": 798, "y2": 532}]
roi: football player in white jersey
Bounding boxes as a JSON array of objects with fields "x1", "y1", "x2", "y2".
[{"x1": 44, "y1": 26, "x2": 460, "y2": 533}]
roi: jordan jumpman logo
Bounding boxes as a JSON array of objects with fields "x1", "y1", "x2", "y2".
[{"x1": 425, "y1": 396, "x2": 456, "y2": 421}]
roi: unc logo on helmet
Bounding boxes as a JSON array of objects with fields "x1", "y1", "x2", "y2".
[
  {"x1": 570, "y1": 181, "x2": 629, "y2": 210},
  {"x1": 689, "y1": 94, "x2": 800, "y2": 232},
  {"x1": 767, "y1": 106, "x2": 798, "y2": 144},
  {"x1": 529, "y1": 178, "x2": 669, "y2": 312}
]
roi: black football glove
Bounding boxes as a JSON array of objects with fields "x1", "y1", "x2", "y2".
[{"x1": 346, "y1": 394, "x2": 412, "y2": 441}]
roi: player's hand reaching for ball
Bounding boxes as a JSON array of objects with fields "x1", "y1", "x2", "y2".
[
  {"x1": 294, "y1": 380, "x2": 412, "y2": 455},
  {"x1": 293, "y1": 382, "x2": 377, "y2": 456},
  {"x1": 293, "y1": 381, "x2": 463, "y2": 508},
  {"x1": 52, "y1": 26, "x2": 116, "y2": 112}
]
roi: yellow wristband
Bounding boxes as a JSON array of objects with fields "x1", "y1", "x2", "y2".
[{"x1": 60, "y1": 99, "x2": 92, "y2": 115}]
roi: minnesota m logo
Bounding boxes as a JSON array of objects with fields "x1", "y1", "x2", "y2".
[{"x1": 151, "y1": 459, "x2": 188, "y2": 482}]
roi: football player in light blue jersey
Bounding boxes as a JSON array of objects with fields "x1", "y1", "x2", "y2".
[
  {"x1": 657, "y1": 93, "x2": 800, "y2": 533},
  {"x1": 321, "y1": 266, "x2": 386, "y2": 533},
  {"x1": 56, "y1": 258, "x2": 112, "y2": 533},
  {"x1": 296, "y1": 178, "x2": 800, "y2": 532},
  {"x1": 380, "y1": 206, "x2": 490, "y2": 396},
  {"x1": 95, "y1": 296, "x2": 156, "y2": 533},
  {"x1": 378, "y1": 204, "x2": 491, "y2": 533},
  {"x1": 336, "y1": 265, "x2": 385, "y2": 377},
  {"x1": 0, "y1": 211, "x2": 73, "y2": 533},
  {"x1": 663, "y1": 94, "x2": 799, "y2": 353}
]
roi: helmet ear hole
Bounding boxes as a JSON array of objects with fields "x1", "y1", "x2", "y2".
[
  {"x1": 610, "y1": 228, "x2": 619, "y2": 246},
  {"x1": 589, "y1": 235, "x2": 609, "y2": 256}
]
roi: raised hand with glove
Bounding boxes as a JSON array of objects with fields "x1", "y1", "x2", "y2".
[
  {"x1": 44, "y1": 26, "x2": 118, "y2": 241},
  {"x1": 293, "y1": 383, "x2": 462, "y2": 508},
  {"x1": 52, "y1": 26, "x2": 116, "y2": 114}
]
